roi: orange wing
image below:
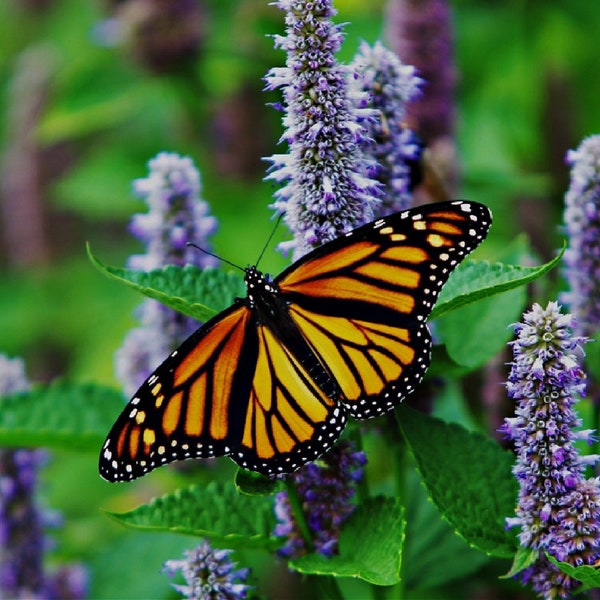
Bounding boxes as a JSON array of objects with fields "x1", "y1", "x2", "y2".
[
  {"x1": 278, "y1": 200, "x2": 491, "y2": 325},
  {"x1": 287, "y1": 305, "x2": 431, "y2": 418}
]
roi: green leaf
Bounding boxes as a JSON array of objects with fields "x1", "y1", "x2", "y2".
[
  {"x1": 234, "y1": 468, "x2": 285, "y2": 496},
  {"x1": 396, "y1": 405, "x2": 518, "y2": 558},
  {"x1": 290, "y1": 496, "x2": 405, "y2": 586},
  {"x1": 87, "y1": 245, "x2": 246, "y2": 322},
  {"x1": 0, "y1": 380, "x2": 125, "y2": 450},
  {"x1": 430, "y1": 248, "x2": 564, "y2": 320},
  {"x1": 501, "y1": 546, "x2": 537, "y2": 579},
  {"x1": 105, "y1": 481, "x2": 281, "y2": 551},
  {"x1": 88, "y1": 246, "x2": 561, "y2": 329},
  {"x1": 436, "y1": 286, "x2": 525, "y2": 367},
  {"x1": 547, "y1": 555, "x2": 600, "y2": 588},
  {"x1": 403, "y1": 468, "x2": 492, "y2": 592}
]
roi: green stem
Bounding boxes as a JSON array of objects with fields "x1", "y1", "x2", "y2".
[
  {"x1": 347, "y1": 428, "x2": 369, "y2": 504},
  {"x1": 284, "y1": 477, "x2": 313, "y2": 550},
  {"x1": 593, "y1": 385, "x2": 600, "y2": 465},
  {"x1": 392, "y1": 410, "x2": 409, "y2": 600},
  {"x1": 314, "y1": 575, "x2": 345, "y2": 600},
  {"x1": 392, "y1": 411, "x2": 409, "y2": 502},
  {"x1": 372, "y1": 583, "x2": 387, "y2": 600}
]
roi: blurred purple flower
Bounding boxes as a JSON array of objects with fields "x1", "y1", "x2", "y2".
[
  {"x1": 163, "y1": 540, "x2": 251, "y2": 599},
  {"x1": 128, "y1": 152, "x2": 217, "y2": 271},
  {"x1": 44, "y1": 564, "x2": 89, "y2": 600},
  {"x1": 265, "y1": 0, "x2": 381, "y2": 259},
  {"x1": 350, "y1": 40, "x2": 422, "y2": 215},
  {"x1": 95, "y1": 0, "x2": 207, "y2": 74},
  {"x1": 500, "y1": 302, "x2": 600, "y2": 599},
  {"x1": 385, "y1": 0, "x2": 460, "y2": 196},
  {"x1": 115, "y1": 152, "x2": 218, "y2": 396},
  {"x1": 274, "y1": 440, "x2": 366, "y2": 558},
  {"x1": 0, "y1": 355, "x2": 87, "y2": 600},
  {"x1": 561, "y1": 135, "x2": 600, "y2": 337},
  {"x1": 385, "y1": 0, "x2": 455, "y2": 146}
]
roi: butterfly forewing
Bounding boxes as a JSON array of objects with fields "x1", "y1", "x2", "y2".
[
  {"x1": 100, "y1": 305, "x2": 255, "y2": 482},
  {"x1": 100, "y1": 200, "x2": 491, "y2": 481},
  {"x1": 277, "y1": 200, "x2": 491, "y2": 325}
]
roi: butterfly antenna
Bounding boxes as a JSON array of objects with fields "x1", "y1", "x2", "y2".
[
  {"x1": 186, "y1": 243, "x2": 245, "y2": 273},
  {"x1": 255, "y1": 213, "x2": 283, "y2": 268}
]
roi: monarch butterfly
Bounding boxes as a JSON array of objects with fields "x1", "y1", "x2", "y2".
[{"x1": 100, "y1": 200, "x2": 491, "y2": 482}]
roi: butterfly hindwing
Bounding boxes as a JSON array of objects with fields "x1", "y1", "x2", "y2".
[
  {"x1": 287, "y1": 305, "x2": 432, "y2": 418},
  {"x1": 232, "y1": 323, "x2": 347, "y2": 475}
]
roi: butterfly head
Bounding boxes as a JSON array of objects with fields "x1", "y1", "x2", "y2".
[{"x1": 244, "y1": 266, "x2": 277, "y2": 308}]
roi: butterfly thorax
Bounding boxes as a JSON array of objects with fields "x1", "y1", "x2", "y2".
[{"x1": 243, "y1": 265, "x2": 343, "y2": 400}]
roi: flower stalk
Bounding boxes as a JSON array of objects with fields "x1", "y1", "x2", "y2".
[
  {"x1": 561, "y1": 135, "x2": 600, "y2": 337},
  {"x1": 350, "y1": 40, "x2": 422, "y2": 214}
]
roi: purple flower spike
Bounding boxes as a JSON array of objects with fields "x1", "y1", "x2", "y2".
[
  {"x1": 0, "y1": 355, "x2": 87, "y2": 600},
  {"x1": 265, "y1": 0, "x2": 381, "y2": 260},
  {"x1": 0, "y1": 355, "x2": 43, "y2": 599},
  {"x1": 501, "y1": 302, "x2": 600, "y2": 599},
  {"x1": 561, "y1": 135, "x2": 600, "y2": 336},
  {"x1": 128, "y1": 152, "x2": 217, "y2": 271},
  {"x1": 350, "y1": 41, "x2": 423, "y2": 215},
  {"x1": 163, "y1": 540, "x2": 251, "y2": 599},
  {"x1": 115, "y1": 152, "x2": 218, "y2": 396},
  {"x1": 273, "y1": 440, "x2": 366, "y2": 558}
]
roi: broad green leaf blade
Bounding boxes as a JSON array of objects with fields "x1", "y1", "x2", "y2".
[
  {"x1": 403, "y1": 469, "x2": 492, "y2": 592},
  {"x1": 430, "y1": 248, "x2": 563, "y2": 320},
  {"x1": 436, "y1": 286, "x2": 525, "y2": 367},
  {"x1": 106, "y1": 481, "x2": 281, "y2": 551},
  {"x1": 234, "y1": 468, "x2": 285, "y2": 496},
  {"x1": 397, "y1": 405, "x2": 518, "y2": 558},
  {"x1": 0, "y1": 381, "x2": 125, "y2": 450},
  {"x1": 87, "y1": 245, "x2": 246, "y2": 322},
  {"x1": 291, "y1": 496, "x2": 405, "y2": 586},
  {"x1": 547, "y1": 555, "x2": 600, "y2": 588}
]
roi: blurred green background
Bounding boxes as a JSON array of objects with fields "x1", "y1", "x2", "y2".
[{"x1": 1, "y1": 0, "x2": 599, "y2": 597}]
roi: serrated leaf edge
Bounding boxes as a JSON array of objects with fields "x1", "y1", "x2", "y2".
[
  {"x1": 431, "y1": 247, "x2": 564, "y2": 319},
  {"x1": 87, "y1": 243, "x2": 218, "y2": 320},
  {"x1": 547, "y1": 554, "x2": 600, "y2": 586}
]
